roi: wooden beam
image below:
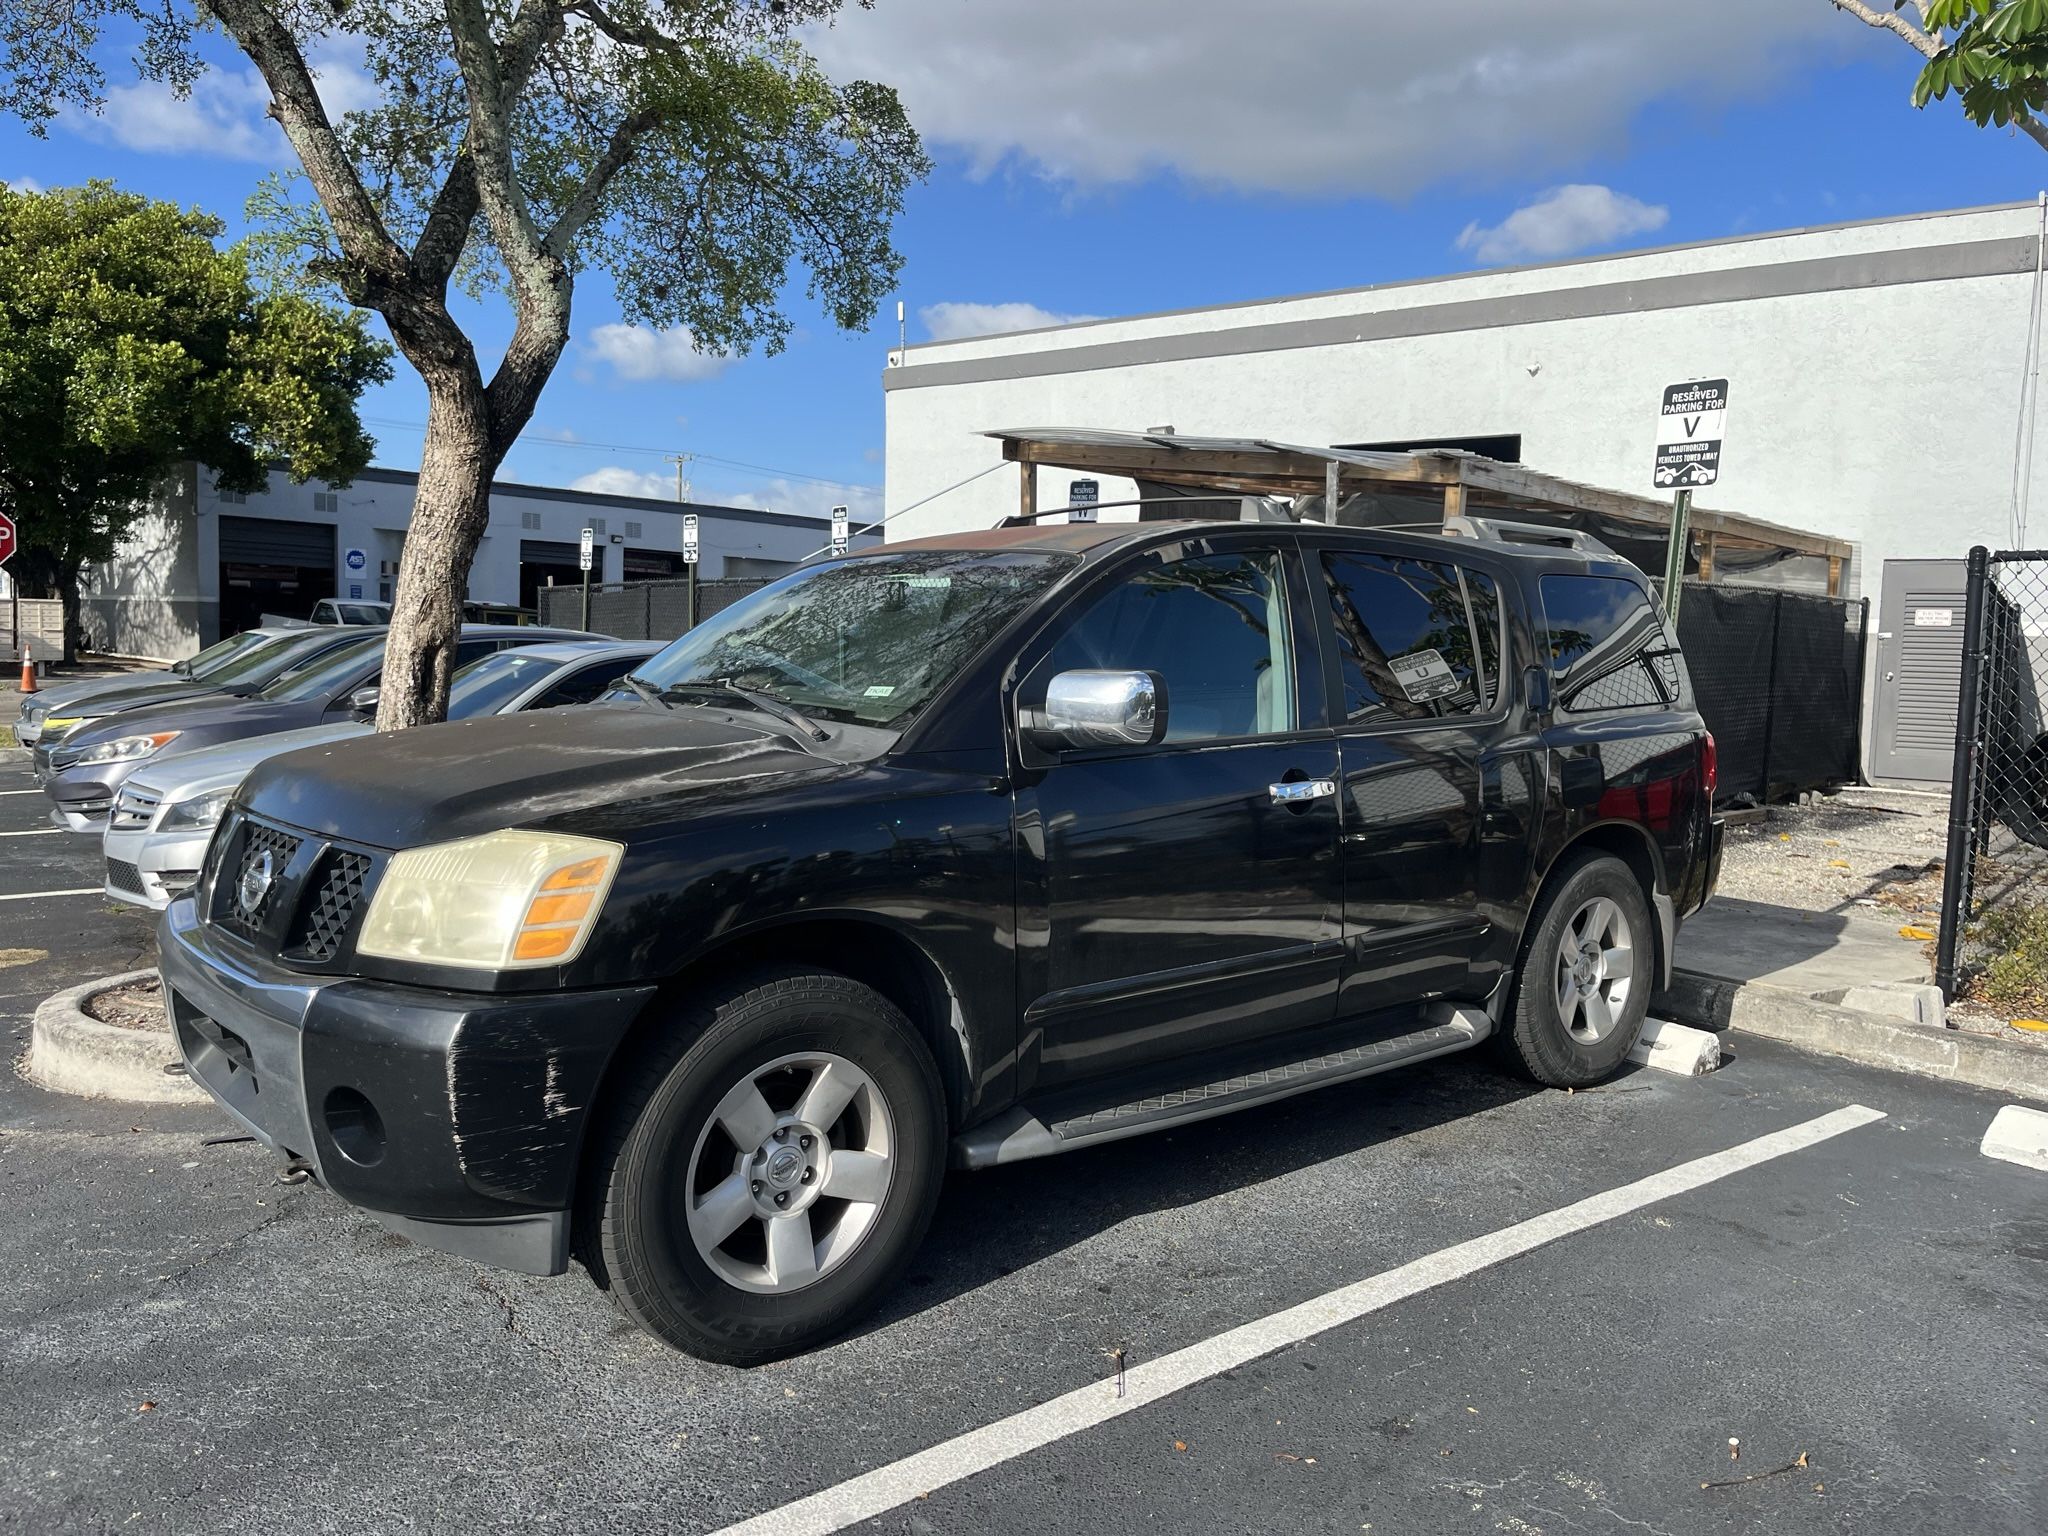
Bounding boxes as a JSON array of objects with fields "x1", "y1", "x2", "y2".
[
  {"x1": 1442, "y1": 480, "x2": 1468, "y2": 524},
  {"x1": 1698, "y1": 531, "x2": 1717, "y2": 584},
  {"x1": 1019, "y1": 461, "x2": 1037, "y2": 523},
  {"x1": 1827, "y1": 555, "x2": 1844, "y2": 598}
]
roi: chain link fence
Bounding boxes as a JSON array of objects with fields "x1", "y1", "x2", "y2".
[
  {"x1": 537, "y1": 575, "x2": 770, "y2": 641},
  {"x1": 1935, "y1": 547, "x2": 2048, "y2": 1013}
]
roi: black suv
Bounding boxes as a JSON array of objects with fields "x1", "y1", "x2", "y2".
[{"x1": 159, "y1": 516, "x2": 1722, "y2": 1362}]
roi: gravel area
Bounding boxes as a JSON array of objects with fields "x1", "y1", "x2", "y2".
[
  {"x1": 84, "y1": 976, "x2": 167, "y2": 1032},
  {"x1": 1713, "y1": 785, "x2": 1948, "y2": 922}
]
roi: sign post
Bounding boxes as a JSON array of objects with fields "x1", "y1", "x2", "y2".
[
  {"x1": 0, "y1": 510, "x2": 15, "y2": 661},
  {"x1": 1652, "y1": 378, "x2": 1729, "y2": 625},
  {"x1": 1068, "y1": 479, "x2": 1099, "y2": 524},
  {"x1": 682, "y1": 513, "x2": 700, "y2": 630},
  {"x1": 579, "y1": 525, "x2": 595, "y2": 630},
  {"x1": 830, "y1": 505, "x2": 849, "y2": 558}
]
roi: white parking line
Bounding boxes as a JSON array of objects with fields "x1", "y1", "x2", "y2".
[
  {"x1": 0, "y1": 828, "x2": 60, "y2": 837},
  {"x1": 0, "y1": 888, "x2": 101, "y2": 902},
  {"x1": 710, "y1": 1103, "x2": 1889, "y2": 1536},
  {"x1": 0, "y1": 789, "x2": 47, "y2": 796}
]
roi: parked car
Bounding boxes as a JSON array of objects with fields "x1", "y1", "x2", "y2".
[
  {"x1": 311, "y1": 598, "x2": 393, "y2": 626},
  {"x1": 104, "y1": 641, "x2": 661, "y2": 908},
  {"x1": 37, "y1": 624, "x2": 603, "y2": 831},
  {"x1": 16, "y1": 626, "x2": 338, "y2": 747},
  {"x1": 159, "y1": 517, "x2": 1721, "y2": 1363}
]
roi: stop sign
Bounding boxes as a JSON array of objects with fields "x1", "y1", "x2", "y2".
[{"x1": 0, "y1": 510, "x2": 13, "y2": 567}]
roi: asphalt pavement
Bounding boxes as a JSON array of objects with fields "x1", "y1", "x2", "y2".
[{"x1": 1, "y1": 744, "x2": 2044, "y2": 1535}]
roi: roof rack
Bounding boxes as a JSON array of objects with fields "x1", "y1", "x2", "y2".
[{"x1": 1441, "y1": 515, "x2": 1618, "y2": 558}]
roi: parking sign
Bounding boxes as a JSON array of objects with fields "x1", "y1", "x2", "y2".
[
  {"x1": 579, "y1": 526, "x2": 595, "y2": 572},
  {"x1": 831, "y1": 505, "x2": 849, "y2": 557},
  {"x1": 682, "y1": 513, "x2": 700, "y2": 567}
]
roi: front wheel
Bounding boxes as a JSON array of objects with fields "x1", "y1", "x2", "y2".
[
  {"x1": 1500, "y1": 854, "x2": 1653, "y2": 1087},
  {"x1": 587, "y1": 970, "x2": 947, "y2": 1364}
]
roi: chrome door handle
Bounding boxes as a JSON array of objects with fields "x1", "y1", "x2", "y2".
[{"x1": 1270, "y1": 778, "x2": 1336, "y2": 804}]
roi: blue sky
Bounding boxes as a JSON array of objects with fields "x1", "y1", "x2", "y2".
[{"x1": 2, "y1": 2, "x2": 2042, "y2": 526}]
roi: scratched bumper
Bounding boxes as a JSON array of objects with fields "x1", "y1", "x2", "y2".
[{"x1": 158, "y1": 897, "x2": 655, "y2": 1276}]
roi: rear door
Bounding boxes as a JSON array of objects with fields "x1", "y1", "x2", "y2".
[
  {"x1": 1874, "y1": 558, "x2": 1968, "y2": 783},
  {"x1": 1306, "y1": 538, "x2": 1531, "y2": 1016},
  {"x1": 1011, "y1": 532, "x2": 1343, "y2": 1091}
]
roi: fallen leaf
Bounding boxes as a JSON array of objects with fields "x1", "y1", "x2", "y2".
[
  {"x1": 1796, "y1": 1452, "x2": 1809, "y2": 1467},
  {"x1": 137, "y1": 1402, "x2": 156, "y2": 1413},
  {"x1": 2013, "y1": 1019, "x2": 2048, "y2": 1033},
  {"x1": 1174, "y1": 1440, "x2": 1188, "y2": 1453},
  {"x1": 1829, "y1": 859, "x2": 1851, "y2": 869},
  {"x1": 1899, "y1": 926, "x2": 1935, "y2": 941},
  {"x1": 1274, "y1": 1452, "x2": 1301, "y2": 1463},
  {"x1": 1778, "y1": 833, "x2": 1792, "y2": 842}
]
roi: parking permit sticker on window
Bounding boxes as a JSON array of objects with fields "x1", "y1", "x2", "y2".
[
  {"x1": 863, "y1": 684, "x2": 896, "y2": 698},
  {"x1": 1388, "y1": 648, "x2": 1461, "y2": 703}
]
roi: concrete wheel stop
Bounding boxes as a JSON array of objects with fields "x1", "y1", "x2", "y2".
[{"x1": 24, "y1": 969, "x2": 205, "y2": 1103}]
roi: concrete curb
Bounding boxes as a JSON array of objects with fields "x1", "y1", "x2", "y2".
[
  {"x1": 1656, "y1": 968, "x2": 2048, "y2": 1106},
  {"x1": 24, "y1": 969, "x2": 204, "y2": 1103}
]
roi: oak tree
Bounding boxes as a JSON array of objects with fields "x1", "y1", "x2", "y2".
[
  {"x1": 0, "y1": 180, "x2": 389, "y2": 658},
  {"x1": 2, "y1": 2, "x2": 926, "y2": 725},
  {"x1": 1832, "y1": 0, "x2": 2048, "y2": 151}
]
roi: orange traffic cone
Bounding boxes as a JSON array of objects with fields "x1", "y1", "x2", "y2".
[{"x1": 18, "y1": 642, "x2": 37, "y2": 695}]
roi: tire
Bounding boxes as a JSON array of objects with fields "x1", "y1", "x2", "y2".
[
  {"x1": 1500, "y1": 853, "x2": 1654, "y2": 1088},
  {"x1": 585, "y1": 969, "x2": 947, "y2": 1364}
]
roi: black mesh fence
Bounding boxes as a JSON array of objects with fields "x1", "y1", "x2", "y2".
[
  {"x1": 537, "y1": 576, "x2": 770, "y2": 640},
  {"x1": 1935, "y1": 549, "x2": 2048, "y2": 1012},
  {"x1": 1674, "y1": 581, "x2": 1868, "y2": 804}
]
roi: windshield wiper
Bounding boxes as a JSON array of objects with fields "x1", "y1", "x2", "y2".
[
  {"x1": 663, "y1": 678, "x2": 830, "y2": 745},
  {"x1": 619, "y1": 672, "x2": 673, "y2": 711}
]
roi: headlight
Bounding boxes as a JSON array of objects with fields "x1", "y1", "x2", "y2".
[
  {"x1": 40, "y1": 715, "x2": 98, "y2": 740},
  {"x1": 356, "y1": 829, "x2": 623, "y2": 971},
  {"x1": 160, "y1": 788, "x2": 233, "y2": 832},
  {"x1": 76, "y1": 731, "x2": 179, "y2": 765}
]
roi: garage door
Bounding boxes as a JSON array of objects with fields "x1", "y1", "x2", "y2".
[
  {"x1": 1873, "y1": 559, "x2": 1967, "y2": 782},
  {"x1": 218, "y1": 515, "x2": 335, "y2": 637}
]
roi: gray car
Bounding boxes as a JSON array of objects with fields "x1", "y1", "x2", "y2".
[
  {"x1": 16, "y1": 626, "x2": 353, "y2": 747},
  {"x1": 38, "y1": 624, "x2": 604, "y2": 831}
]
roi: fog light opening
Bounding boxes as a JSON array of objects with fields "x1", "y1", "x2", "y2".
[{"x1": 323, "y1": 1086, "x2": 387, "y2": 1167}]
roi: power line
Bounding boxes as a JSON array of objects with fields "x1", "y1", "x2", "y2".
[{"x1": 359, "y1": 416, "x2": 882, "y2": 491}]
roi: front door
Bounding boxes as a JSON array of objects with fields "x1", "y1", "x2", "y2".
[{"x1": 1012, "y1": 535, "x2": 1343, "y2": 1092}]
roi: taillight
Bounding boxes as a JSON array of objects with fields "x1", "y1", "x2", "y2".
[{"x1": 1701, "y1": 730, "x2": 1718, "y2": 798}]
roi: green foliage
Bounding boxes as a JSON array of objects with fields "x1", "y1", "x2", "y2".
[
  {"x1": 0, "y1": 180, "x2": 390, "y2": 596},
  {"x1": 1914, "y1": 0, "x2": 2048, "y2": 129},
  {"x1": 1968, "y1": 894, "x2": 2048, "y2": 1010}
]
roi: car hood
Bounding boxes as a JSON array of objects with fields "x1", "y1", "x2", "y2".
[
  {"x1": 125, "y1": 721, "x2": 373, "y2": 806},
  {"x1": 239, "y1": 705, "x2": 849, "y2": 847},
  {"x1": 61, "y1": 694, "x2": 326, "y2": 753},
  {"x1": 36, "y1": 673, "x2": 216, "y2": 720}
]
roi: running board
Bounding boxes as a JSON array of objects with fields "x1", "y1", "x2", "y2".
[{"x1": 950, "y1": 1005, "x2": 1492, "y2": 1170}]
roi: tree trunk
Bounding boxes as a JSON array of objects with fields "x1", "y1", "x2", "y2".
[{"x1": 373, "y1": 377, "x2": 498, "y2": 731}]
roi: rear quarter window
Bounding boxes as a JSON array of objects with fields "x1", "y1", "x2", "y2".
[{"x1": 1540, "y1": 574, "x2": 1682, "y2": 714}]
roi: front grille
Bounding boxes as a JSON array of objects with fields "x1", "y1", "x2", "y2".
[
  {"x1": 106, "y1": 858, "x2": 148, "y2": 899},
  {"x1": 290, "y1": 849, "x2": 371, "y2": 961},
  {"x1": 220, "y1": 822, "x2": 302, "y2": 939},
  {"x1": 112, "y1": 786, "x2": 161, "y2": 829}
]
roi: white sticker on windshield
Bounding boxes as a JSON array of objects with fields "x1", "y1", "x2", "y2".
[
  {"x1": 864, "y1": 684, "x2": 897, "y2": 697},
  {"x1": 1387, "y1": 648, "x2": 1462, "y2": 703}
]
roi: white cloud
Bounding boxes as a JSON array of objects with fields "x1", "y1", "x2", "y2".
[
  {"x1": 1455, "y1": 184, "x2": 1670, "y2": 265},
  {"x1": 60, "y1": 49, "x2": 376, "y2": 163},
  {"x1": 809, "y1": 1, "x2": 1855, "y2": 197},
  {"x1": 569, "y1": 467, "x2": 676, "y2": 500},
  {"x1": 585, "y1": 323, "x2": 735, "y2": 383},
  {"x1": 919, "y1": 301, "x2": 1100, "y2": 342},
  {"x1": 4, "y1": 176, "x2": 43, "y2": 193}
]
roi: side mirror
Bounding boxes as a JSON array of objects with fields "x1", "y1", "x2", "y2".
[
  {"x1": 347, "y1": 686, "x2": 380, "y2": 716},
  {"x1": 1033, "y1": 669, "x2": 1168, "y2": 749}
]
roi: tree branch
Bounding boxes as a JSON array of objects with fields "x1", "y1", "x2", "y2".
[
  {"x1": 542, "y1": 107, "x2": 657, "y2": 257},
  {"x1": 1831, "y1": 0, "x2": 1940, "y2": 59}
]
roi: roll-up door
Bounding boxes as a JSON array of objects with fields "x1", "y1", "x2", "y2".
[{"x1": 218, "y1": 515, "x2": 336, "y2": 636}]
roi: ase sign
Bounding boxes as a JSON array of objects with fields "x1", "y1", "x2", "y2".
[{"x1": 1653, "y1": 378, "x2": 1728, "y2": 490}]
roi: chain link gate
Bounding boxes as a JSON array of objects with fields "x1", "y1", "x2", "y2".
[{"x1": 1934, "y1": 547, "x2": 2048, "y2": 1012}]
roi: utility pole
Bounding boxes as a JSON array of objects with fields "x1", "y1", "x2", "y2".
[{"x1": 665, "y1": 452, "x2": 694, "y2": 504}]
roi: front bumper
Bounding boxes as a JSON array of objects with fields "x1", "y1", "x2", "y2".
[
  {"x1": 36, "y1": 749, "x2": 125, "y2": 833},
  {"x1": 158, "y1": 898, "x2": 656, "y2": 1275},
  {"x1": 102, "y1": 819, "x2": 206, "y2": 911}
]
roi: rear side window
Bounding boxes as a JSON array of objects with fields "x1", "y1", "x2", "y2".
[
  {"x1": 1540, "y1": 574, "x2": 1673, "y2": 713},
  {"x1": 1321, "y1": 553, "x2": 1501, "y2": 723}
]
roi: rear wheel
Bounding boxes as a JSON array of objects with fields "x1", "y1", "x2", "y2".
[
  {"x1": 1501, "y1": 854, "x2": 1653, "y2": 1087},
  {"x1": 587, "y1": 970, "x2": 946, "y2": 1364}
]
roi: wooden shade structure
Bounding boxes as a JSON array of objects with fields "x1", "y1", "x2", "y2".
[{"x1": 987, "y1": 428, "x2": 1851, "y2": 596}]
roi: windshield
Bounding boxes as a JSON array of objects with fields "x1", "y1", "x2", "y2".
[
  {"x1": 629, "y1": 550, "x2": 1074, "y2": 728},
  {"x1": 200, "y1": 629, "x2": 347, "y2": 689},
  {"x1": 448, "y1": 651, "x2": 560, "y2": 718},
  {"x1": 183, "y1": 630, "x2": 268, "y2": 679},
  {"x1": 258, "y1": 634, "x2": 385, "y2": 702}
]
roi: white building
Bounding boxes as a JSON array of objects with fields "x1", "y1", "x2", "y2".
[
  {"x1": 881, "y1": 199, "x2": 2048, "y2": 781},
  {"x1": 78, "y1": 462, "x2": 872, "y2": 659}
]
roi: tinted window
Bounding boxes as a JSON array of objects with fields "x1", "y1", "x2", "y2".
[
  {"x1": 311, "y1": 602, "x2": 338, "y2": 624},
  {"x1": 447, "y1": 651, "x2": 557, "y2": 718},
  {"x1": 1540, "y1": 574, "x2": 1670, "y2": 713},
  {"x1": 183, "y1": 630, "x2": 268, "y2": 679},
  {"x1": 208, "y1": 629, "x2": 356, "y2": 688},
  {"x1": 259, "y1": 635, "x2": 385, "y2": 702},
  {"x1": 532, "y1": 661, "x2": 632, "y2": 709},
  {"x1": 1322, "y1": 553, "x2": 1500, "y2": 723},
  {"x1": 1042, "y1": 549, "x2": 1296, "y2": 742}
]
